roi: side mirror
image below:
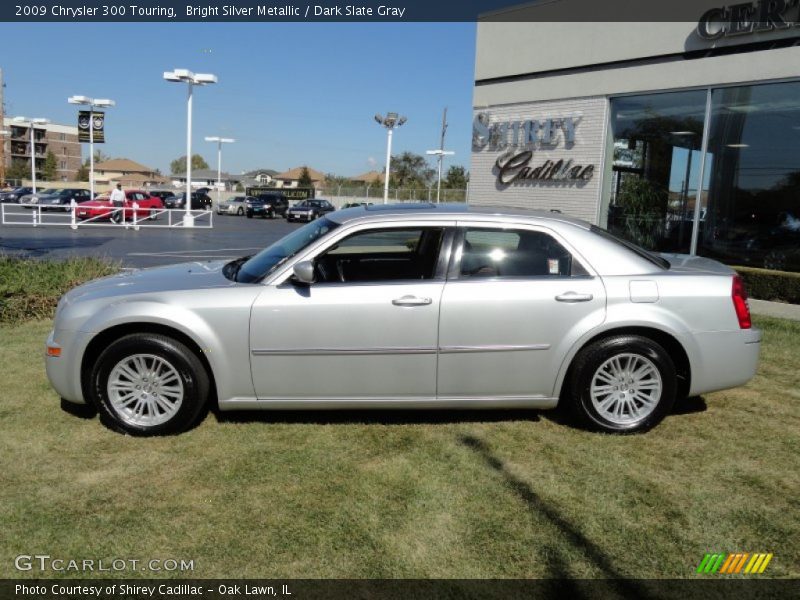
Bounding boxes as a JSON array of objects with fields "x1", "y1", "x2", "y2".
[{"x1": 292, "y1": 260, "x2": 315, "y2": 284}]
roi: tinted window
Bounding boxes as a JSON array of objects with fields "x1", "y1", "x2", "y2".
[
  {"x1": 460, "y1": 228, "x2": 588, "y2": 278},
  {"x1": 316, "y1": 227, "x2": 445, "y2": 283}
]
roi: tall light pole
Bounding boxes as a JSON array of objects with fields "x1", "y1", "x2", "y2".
[
  {"x1": 426, "y1": 107, "x2": 454, "y2": 204},
  {"x1": 164, "y1": 69, "x2": 217, "y2": 226},
  {"x1": 12, "y1": 117, "x2": 50, "y2": 193},
  {"x1": 204, "y1": 136, "x2": 234, "y2": 207},
  {"x1": 0, "y1": 129, "x2": 9, "y2": 185},
  {"x1": 68, "y1": 96, "x2": 115, "y2": 200},
  {"x1": 374, "y1": 112, "x2": 406, "y2": 204}
]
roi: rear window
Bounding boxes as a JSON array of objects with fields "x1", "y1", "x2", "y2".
[{"x1": 590, "y1": 226, "x2": 670, "y2": 270}]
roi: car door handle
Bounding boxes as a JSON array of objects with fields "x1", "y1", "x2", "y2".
[
  {"x1": 392, "y1": 295, "x2": 432, "y2": 307},
  {"x1": 555, "y1": 292, "x2": 594, "y2": 303}
]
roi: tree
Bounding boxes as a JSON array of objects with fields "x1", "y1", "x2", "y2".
[
  {"x1": 6, "y1": 160, "x2": 29, "y2": 182},
  {"x1": 93, "y1": 149, "x2": 110, "y2": 163},
  {"x1": 298, "y1": 166, "x2": 313, "y2": 187},
  {"x1": 390, "y1": 152, "x2": 434, "y2": 188},
  {"x1": 76, "y1": 159, "x2": 90, "y2": 182},
  {"x1": 43, "y1": 151, "x2": 58, "y2": 181},
  {"x1": 170, "y1": 154, "x2": 209, "y2": 174},
  {"x1": 443, "y1": 165, "x2": 469, "y2": 189}
]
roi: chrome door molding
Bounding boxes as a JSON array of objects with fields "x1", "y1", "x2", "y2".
[
  {"x1": 252, "y1": 344, "x2": 551, "y2": 356},
  {"x1": 252, "y1": 346, "x2": 437, "y2": 356},
  {"x1": 438, "y1": 344, "x2": 551, "y2": 354}
]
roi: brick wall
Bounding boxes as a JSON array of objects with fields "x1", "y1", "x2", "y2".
[{"x1": 468, "y1": 96, "x2": 608, "y2": 224}]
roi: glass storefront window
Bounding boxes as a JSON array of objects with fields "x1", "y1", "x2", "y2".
[
  {"x1": 607, "y1": 81, "x2": 800, "y2": 273},
  {"x1": 608, "y1": 90, "x2": 707, "y2": 253},
  {"x1": 698, "y1": 81, "x2": 800, "y2": 272}
]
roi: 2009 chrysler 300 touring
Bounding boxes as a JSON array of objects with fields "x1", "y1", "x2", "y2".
[{"x1": 47, "y1": 204, "x2": 761, "y2": 435}]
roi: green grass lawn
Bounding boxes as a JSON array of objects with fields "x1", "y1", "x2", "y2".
[{"x1": 0, "y1": 316, "x2": 797, "y2": 579}]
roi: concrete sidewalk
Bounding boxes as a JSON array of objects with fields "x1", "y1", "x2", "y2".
[{"x1": 749, "y1": 299, "x2": 800, "y2": 321}]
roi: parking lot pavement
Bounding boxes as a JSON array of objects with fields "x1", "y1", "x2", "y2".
[{"x1": 0, "y1": 214, "x2": 301, "y2": 268}]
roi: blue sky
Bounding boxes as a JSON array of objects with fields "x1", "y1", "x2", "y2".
[{"x1": 1, "y1": 22, "x2": 476, "y2": 177}]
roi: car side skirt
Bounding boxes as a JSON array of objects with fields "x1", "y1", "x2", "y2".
[{"x1": 218, "y1": 396, "x2": 558, "y2": 411}]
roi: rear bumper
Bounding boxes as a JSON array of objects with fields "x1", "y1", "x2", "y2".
[{"x1": 687, "y1": 327, "x2": 762, "y2": 396}]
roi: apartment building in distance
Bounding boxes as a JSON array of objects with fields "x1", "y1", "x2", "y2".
[{"x1": 2, "y1": 117, "x2": 82, "y2": 182}]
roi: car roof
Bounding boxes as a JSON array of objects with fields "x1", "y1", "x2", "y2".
[{"x1": 327, "y1": 202, "x2": 592, "y2": 229}]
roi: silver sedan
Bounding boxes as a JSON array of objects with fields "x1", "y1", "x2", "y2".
[
  {"x1": 47, "y1": 204, "x2": 761, "y2": 435},
  {"x1": 216, "y1": 196, "x2": 254, "y2": 216}
]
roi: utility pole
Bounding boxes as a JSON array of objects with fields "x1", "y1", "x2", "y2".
[
  {"x1": 426, "y1": 107, "x2": 454, "y2": 203},
  {"x1": 0, "y1": 68, "x2": 6, "y2": 184}
]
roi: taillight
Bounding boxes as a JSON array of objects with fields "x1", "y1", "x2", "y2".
[{"x1": 732, "y1": 275, "x2": 752, "y2": 329}]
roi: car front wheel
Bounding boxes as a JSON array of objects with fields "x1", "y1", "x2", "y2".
[
  {"x1": 88, "y1": 333, "x2": 209, "y2": 436},
  {"x1": 567, "y1": 335, "x2": 676, "y2": 433}
]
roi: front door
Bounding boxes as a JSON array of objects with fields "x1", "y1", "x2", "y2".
[{"x1": 249, "y1": 224, "x2": 450, "y2": 401}]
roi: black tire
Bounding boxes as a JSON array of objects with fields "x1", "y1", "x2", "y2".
[
  {"x1": 246, "y1": 212, "x2": 253, "y2": 219},
  {"x1": 237, "y1": 207, "x2": 244, "y2": 216},
  {"x1": 87, "y1": 333, "x2": 210, "y2": 436},
  {"x1": 566, "y1": 334, "x2": 676, "y2": 433}
]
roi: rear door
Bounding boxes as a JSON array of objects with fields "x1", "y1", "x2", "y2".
[{"x1": 437, "y1": 223, "x2": 606, "y2": 399}]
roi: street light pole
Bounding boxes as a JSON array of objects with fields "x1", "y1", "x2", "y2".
[
  {"x1": 12, "y1": 117, "x2": 50, "y2": 193},
  {"x1": 374, "y1": 112, "x2": 407, "y2": 204},
  {"x1": 164, "y1": 69, "x2": 217, "y2": 227},
  {"x1": 68, "y1": 96, "x2": 115, "y2": 200},
  {"x1": 205, "y1": 136, "x2": 235, "y2": 207}
]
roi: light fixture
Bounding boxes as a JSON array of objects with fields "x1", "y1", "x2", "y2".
[
  {"x1": 67, "y1": 96, "x2": 116, "y2": 200},
  {"x1": 12, "y1": 116, "x2": 51, "y2": 193},
  {"x1": 375, "y1": 112, "x2": 407, "y2": 204},
  {"x1": 726, "y1": 143, "x2": 749, "y2": 148},
  {"x1": 164, "y1": 68, "x2": 218, "y2": 226}
]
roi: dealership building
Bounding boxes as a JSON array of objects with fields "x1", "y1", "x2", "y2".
[{"x1": 470, "y1": 1, "x2": 800, "y2": 272}]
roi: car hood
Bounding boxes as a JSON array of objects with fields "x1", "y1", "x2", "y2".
[
  {"x1": 78, "y1": 200, "x2": 111, "y2": 207},
  {"x1": 63, "y1": 260, "x2": 236, "y2": 305}
]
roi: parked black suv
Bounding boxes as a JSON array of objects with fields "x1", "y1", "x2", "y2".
[
  {"x1": 245, "y1": 193, "x2": 288, "y2": 219},
  {"x1": 165, "y1": 191, "x2": 212, "y2": 210}
]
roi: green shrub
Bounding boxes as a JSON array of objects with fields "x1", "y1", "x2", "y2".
[
  {"x1": 734, "y1": 266, "x2": 800, "y2": 304},
  {"x1": 0, "y1": 257, "x2": 119, "y2": 324}
]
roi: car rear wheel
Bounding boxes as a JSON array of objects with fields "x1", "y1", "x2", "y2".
[
  {"x1": 567, "y1": 335, "x2": 676, "y2": 433},
  {"x1": 88, "y1": 333, "x2": 209, "y2": 436},
  {"x1": 237, "y1": 207, "x2": 244, "y2": 216}
]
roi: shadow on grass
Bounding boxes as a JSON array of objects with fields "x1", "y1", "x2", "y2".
[
  {"x1": 212, "y1": 407, "x2": 542, "y2": 427},
  {"x1": 671, "y1": 395, "x2": 707, "y2": 416},
  {"x1": 459, "y1": 434, "x2": 652, "y2": 598}
]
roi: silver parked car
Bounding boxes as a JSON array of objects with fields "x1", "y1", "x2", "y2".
[
  {"x1": 47, "y1": 204, "x2": 761, "y2": 436},
  {"x1": 216, "y1": 196, "x2": 254, "y2": 216}
]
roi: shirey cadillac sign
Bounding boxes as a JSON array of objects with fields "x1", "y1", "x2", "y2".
[{"x1": 472, "y1": 112, "x2": 594, "y2": 186}]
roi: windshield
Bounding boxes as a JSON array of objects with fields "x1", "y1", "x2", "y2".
[
  {"x1": 40, "y1": 188, "x2": 60, "y2": 194},
  {"x1": 590, "y1": 225, "x2": 670, "y2": 270},
  {"x1": 236, "y1": 217, "x2": 340, "y2": 283}
]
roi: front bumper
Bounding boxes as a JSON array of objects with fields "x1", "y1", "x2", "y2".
[{"x1": 45, "y1": 328, "x2": 92, "y2": 405}]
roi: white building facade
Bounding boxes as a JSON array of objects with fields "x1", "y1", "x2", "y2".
[{"x1": 470, "y1": 1, "x2": 800, "y2": 272}]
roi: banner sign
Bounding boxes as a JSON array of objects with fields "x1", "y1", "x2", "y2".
[{"x1": 78, "y1": 110, "x2": 105, "y2": 143}]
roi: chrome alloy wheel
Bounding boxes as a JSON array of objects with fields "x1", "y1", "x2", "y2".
[
  {"x1": 589, "y1": 353, "x2": 662, "y2": 426},
  {"x1": 107, "y1": 353, "x2": 184, "y2": 427}
]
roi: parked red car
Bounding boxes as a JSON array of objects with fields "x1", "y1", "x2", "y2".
[{"x1": 76, "y1": 190, "x2": 164, "y2": 221}]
